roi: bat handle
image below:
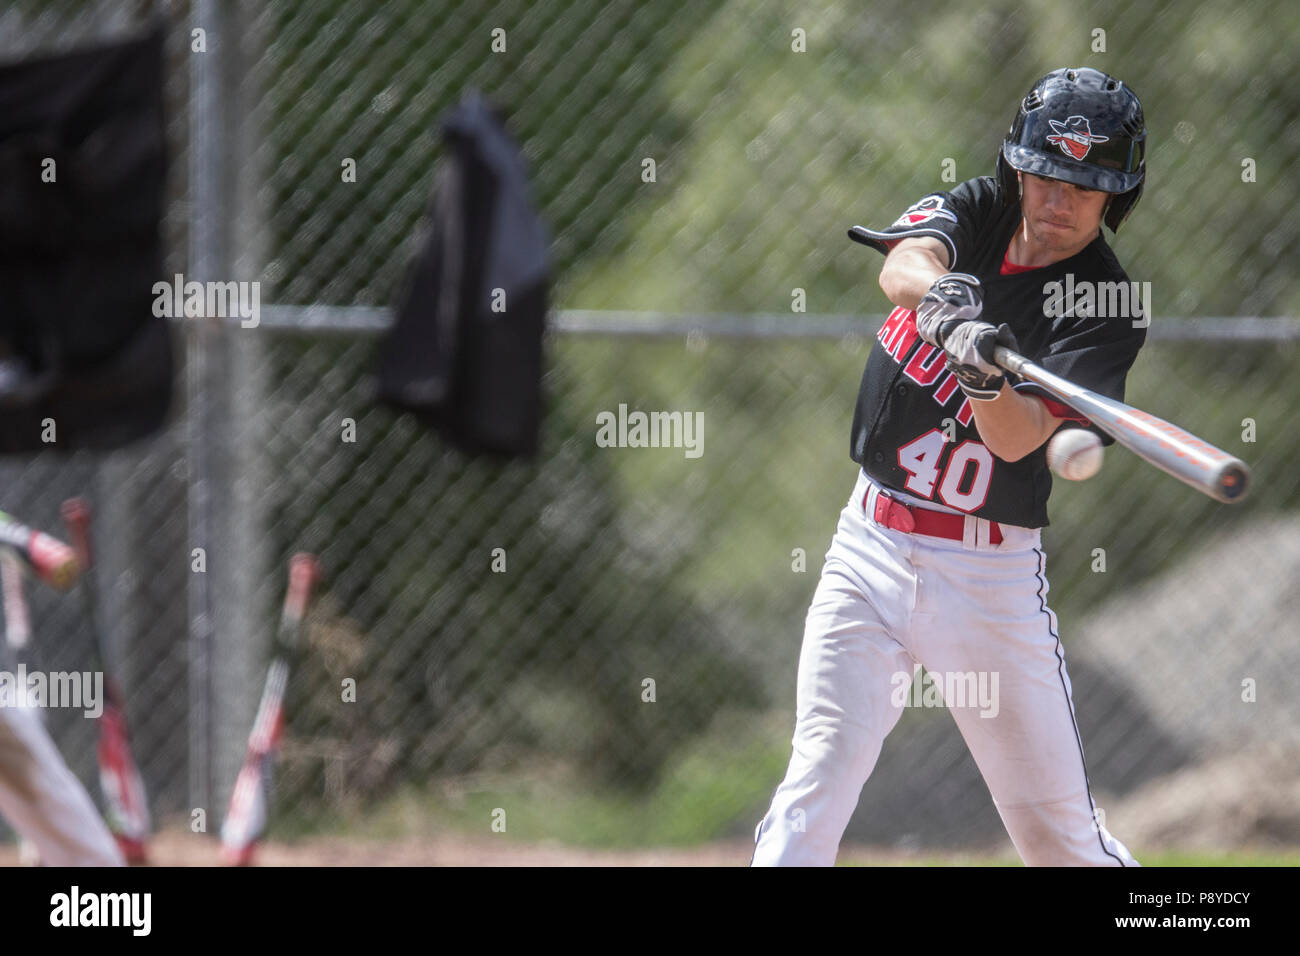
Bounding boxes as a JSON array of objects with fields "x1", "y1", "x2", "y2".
[
  {"x1": 61, "y1": 497, "x2": 94, "y2": 569},
  {"x1": 285, "y1": 553, "x2": 320, "y2": 620},
  {"x1": 992, "y1": 344, "x2": 1030, "y2": 377}
]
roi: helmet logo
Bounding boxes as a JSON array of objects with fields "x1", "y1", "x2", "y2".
[{"x1": 1046, "y1": 115, "x2": 1110, "y2": 160}]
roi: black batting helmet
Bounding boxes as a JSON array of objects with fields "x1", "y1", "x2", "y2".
[{"x1": 997, "y1": 67, "x2": 1146, "y2": 232}]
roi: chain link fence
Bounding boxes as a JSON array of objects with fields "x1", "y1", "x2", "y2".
[{"x1": 2, "y1": 0, "x2": 1298, "y2": 857}]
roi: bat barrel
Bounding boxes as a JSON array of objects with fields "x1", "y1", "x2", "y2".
[
  {"x1": 1215, "y1": 461, "x2": 1251, "y2": 503},
  {"x1": 993, "y1": 346, "x2": 1253, "y2": 505},
  {"x1": 1145, "y1": 443, "x2": 1251, "y2": 504}
]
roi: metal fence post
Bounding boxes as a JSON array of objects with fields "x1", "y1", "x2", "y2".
[{"x1": 187, "y1": 0, "x2": 230, "y2": 820}]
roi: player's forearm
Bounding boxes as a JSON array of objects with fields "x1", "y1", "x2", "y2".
[
  {"x1": 968, "y1": 382, "x2": 1057, "y2": 463},
  {"x1": 878, "y1": 246, "x2": 949, "y2": 310}
]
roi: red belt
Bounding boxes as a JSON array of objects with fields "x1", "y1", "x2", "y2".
[{"x1": 865, "y1": 488, "x2": 1003, "y2": 545}]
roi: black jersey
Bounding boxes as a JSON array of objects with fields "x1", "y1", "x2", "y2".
[{"x1": 848, "y1": 176, "x2": 1146, "y2": 528}]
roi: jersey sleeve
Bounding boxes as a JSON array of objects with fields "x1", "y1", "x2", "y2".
[
  {"x1": 1013, "y1": 315, "x2": 1147, "y2": 446},
  {"x1": 846, "y1": 177, "x2": 994, "y2": 271},
  {"x1": 1033, "y1": 394, "x2": 1090, "y2": 426}
]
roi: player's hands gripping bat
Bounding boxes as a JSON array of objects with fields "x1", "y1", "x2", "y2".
[
  {"x1": 220, "y1": 553, "x2": 321, "y2": 865},
  {"x1": 62, "y1": 498, "x2": 152, "y2": 864},
  {"x1": 944, "y1": 321, "x2": 1021, "y2": 400},
  {"x1": 0, "y1": 510, "x2": 80, "y2": 591},
  {"x1": 915, "y1": 273, "x2": 984, "y2": 348}
]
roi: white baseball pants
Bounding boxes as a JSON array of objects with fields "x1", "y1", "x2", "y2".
[
  {"x1": 752, "y1": 469, "x2": 1137, "y2": 867},
  {"x1": 0, "y1": 704, "x2": 124, "y2": 866}
]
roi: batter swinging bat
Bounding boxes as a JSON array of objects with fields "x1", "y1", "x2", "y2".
[
  {"x1": 62, "y1": 498, "x2": 152, "y2": 864},
  {"x1": 220, "y1": 553, "x2": 321, "y2": 865},
  {"x1": 993, "y1": 346, "x2": 1251, "y2": 503},
  {"x1": 0, "y1": 510, "x2": 80, "y2": 590}
]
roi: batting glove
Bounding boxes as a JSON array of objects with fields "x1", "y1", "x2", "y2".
[
  {"x1": 944, "y1": 321, "x2": 1019, "y2": 401},
  {"x1": 915, "y1": 273, "x2": 983, "y2": 348}
]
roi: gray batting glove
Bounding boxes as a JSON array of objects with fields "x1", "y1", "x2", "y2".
[
  {"x1": 944, "y1": 321, "x2": 1019, "y2": 401},
  {"x1": 915, "y1": 273, "x2": 983, "y2": 348}
]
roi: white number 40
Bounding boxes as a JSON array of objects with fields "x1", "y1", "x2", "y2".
[{"x1": 896, "y1": 429, "x2": 993, "y2": 511}]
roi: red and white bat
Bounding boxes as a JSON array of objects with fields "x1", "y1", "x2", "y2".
[
  {"x1": 0, "y1": 510, "x2": 80, "y2": 591},
  {"x1": 220, "y1": 553, "x2": 320, "y2": 865},
  {"x1": 62, "y1": 498, "x2": 152, "y2": 864}
]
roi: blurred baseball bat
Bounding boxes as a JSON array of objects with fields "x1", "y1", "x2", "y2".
[
  {"x1": 994, "y1": 346, "x2": 1251, "y2": 503},
  {"x1": 0, "y1": 510, "x2": 80, "y2": 590},
  {"x1": 220, "y1": 553, "x2": 321, "y2": 866},
  {"x1": 62, "y1": 497, "x2": 151, "y2": 864},
  {"x1": 1, "y1": 550, "x2": 31, "y2": 651}
]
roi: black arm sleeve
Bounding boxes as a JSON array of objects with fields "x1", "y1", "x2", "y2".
[{"x1": 846, "y1": 177, "x2": 996, "y2": 270}]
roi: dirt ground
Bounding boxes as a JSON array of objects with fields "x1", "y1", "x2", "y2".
[{"x1": 0, "y1": 830, "x2": 1010, "y2": 867}]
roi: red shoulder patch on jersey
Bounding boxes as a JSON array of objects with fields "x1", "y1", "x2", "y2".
[{"x1": 891, "y1": 196, "x2": 958, "y2": 228}]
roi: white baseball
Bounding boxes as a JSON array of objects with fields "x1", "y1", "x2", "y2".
[{"x1": 1046, "y1": 428, "x2": 1104, "y2": 481}]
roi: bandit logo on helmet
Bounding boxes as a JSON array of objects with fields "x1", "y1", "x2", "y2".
[
  {"x1": 891, "y1": 196, "x2": 958, "y2": 228},
  {"x1": 1045, "y1": 115, "x2": 1110, "y2": 161}
]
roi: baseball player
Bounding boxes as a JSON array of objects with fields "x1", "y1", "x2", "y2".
[
  {"x1": 752, "y1": 68, "x2": 1147, "y2": 866},
  {"x1": 0, "y1": 553, "x2": 123, "y2": 866},
  {"x1": 0, "y1": 705, "x2": 125, "y2": 866}
]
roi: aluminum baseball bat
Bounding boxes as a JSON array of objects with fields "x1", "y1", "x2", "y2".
[
  {"x1": 0, "y1": 510, "x2": 81, "y2": 590},
  {"x1": 62, "y1": 497, "x2": 152, "y2": 863},
  {"x1": 993, "y1": 345, "x2": 1251, "y2": 503},
  {"x1": 220, "y1": 553, "x2": 321, "y2": 865}
]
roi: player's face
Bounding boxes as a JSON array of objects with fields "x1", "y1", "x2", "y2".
[{"x1": 1018, "y1": 172, "x2": 1109, "y2": 253}]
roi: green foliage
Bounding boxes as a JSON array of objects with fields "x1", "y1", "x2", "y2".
[{"x1": 262, "y1": 1, "x2": 1299, "y2": 317}]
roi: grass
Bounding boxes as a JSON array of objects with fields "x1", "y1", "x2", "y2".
[
  {"x1": 264, "y1": 706, "x2": 1300, "y2": 867},
  {"x1": 287, "y1": 709, "x2": 796, "y2": 849}
]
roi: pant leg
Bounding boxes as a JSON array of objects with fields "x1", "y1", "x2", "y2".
[
  {"x1": 908, "y1": 544, "x2": 1137, "y2": 867},
  {"x1": 752, "y1": 498, "x2": 917, "y2": 866},
  {"x1": 0, "y1": 705, "x2": 125, "y2": 866}
]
